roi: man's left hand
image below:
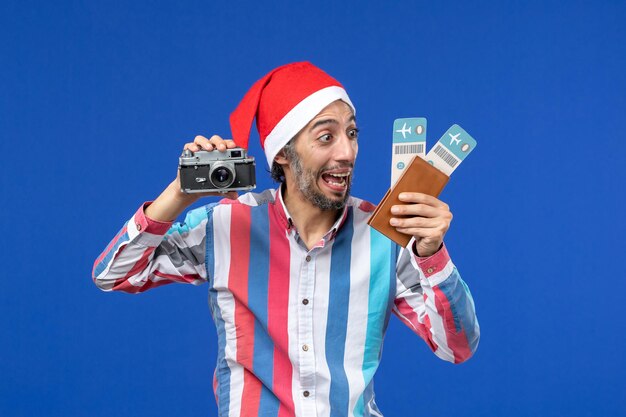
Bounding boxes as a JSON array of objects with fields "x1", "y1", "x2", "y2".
[{"x1": 389, "y1": 193, "x2": 453, "y2": 257}]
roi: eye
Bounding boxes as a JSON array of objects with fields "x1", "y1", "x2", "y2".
[
  {"x1": 318, "y1": 134, "x2": 332, "y2": 143},
  {"x1": 348, "y1": 128, "x2": 360, "y2": 139}
]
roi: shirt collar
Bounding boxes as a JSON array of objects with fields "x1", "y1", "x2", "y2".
[{"x1": 272, "y1": 184, "x2": 350, "y2": 239}]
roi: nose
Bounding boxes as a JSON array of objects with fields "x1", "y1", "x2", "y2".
[{"x1": 334, "y1": 132, "x2": 358, "y2": 163}]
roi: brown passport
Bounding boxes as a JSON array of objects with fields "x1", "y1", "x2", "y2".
[{"x1": 368, "y1": 155, "x2": 449, "y2": 247}]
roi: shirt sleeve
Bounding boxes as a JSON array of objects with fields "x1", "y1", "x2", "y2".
[
  {"x1": 92, "y1": 202, "x2": 211, "y2": 293},
  {"x1": 393, "y1": 239, "x2": 480, "y2": 364}
]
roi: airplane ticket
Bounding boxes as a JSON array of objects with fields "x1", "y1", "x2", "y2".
[
  {"x1": 425, "y1": 124, "x2": 477, "y2": 176},
  {"x1": 391, "y1": 117, "x2": 427, "y2": 187}
]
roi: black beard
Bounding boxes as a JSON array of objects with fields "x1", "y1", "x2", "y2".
[{"x1": 288, "y1": 153, "x2": 352, "y2": 211}]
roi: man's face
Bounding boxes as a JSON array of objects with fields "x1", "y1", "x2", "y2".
[{"x1": 282, "y1": 100, "x2": 359, "y2": 210}]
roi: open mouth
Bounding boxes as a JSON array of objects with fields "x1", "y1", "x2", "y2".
[{"x1": 321, "y1": 171, "x2": 351, "y2": 190}]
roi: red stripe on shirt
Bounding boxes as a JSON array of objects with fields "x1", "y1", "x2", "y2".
[
  {"x1": 268, "y1": 206, "x2": 294, "y2": 417},
  {"x1": 111, "y1": 246, "x2": 155, "y2": 292},
  {"x1": 432, "y1": 286, "x2": 472, "y2": 363},
  {"x1": 113, "y1": 270, "x2": 199, "y2": 293},
  {"x1": 359, "y1": 200, "x2": 376, "y2": 213},
  {"x1": 112, "y1": 247, "x2": 174, "y2": 293},
  {"x1": 395, "y1": 298, "x2": 436, "y2": 352},
  {"x1": 213, "y1": 370, "x2": 219, "y2": 404},
  {"x1": 112, "y1": 276, "x2": 173, "y2": 293},
  {"x1": 152, "y1": 270, "x2": 199, "y2": 283},
  {"x1": 228, "y1": 204, "x2": 262, "y2": 416}
]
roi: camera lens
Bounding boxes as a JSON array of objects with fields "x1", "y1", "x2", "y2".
[
  {"x1": 214, "y1": 168, "x2": 230, "y2": 183},
  {"x1": 210, "y1": 164, "x2": 235, "y2": 188}
]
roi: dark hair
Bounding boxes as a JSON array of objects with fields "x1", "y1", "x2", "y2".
[{"x1": 270, "y1": 138, "x2": 297, "y2": 183}]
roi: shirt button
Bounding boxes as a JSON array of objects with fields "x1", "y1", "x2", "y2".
[
  {"x1": 303, "y1": 391, "x2": 310, "y2": 398},
  {"x1": 302, "y1": 299, "x2": 309, "y2": 305},
  {"x1": 427, "y1": 267, "x2": 434, "y2": 274},
  {"x1": 136, "y1": 223, "x2": 142, "y2": 231},
  {"x1": 302, "y1": 344, "x2": 309, "y2": 351},
  {"x1": 305, "y1": 255, "x2": 311, "y2": 262}
]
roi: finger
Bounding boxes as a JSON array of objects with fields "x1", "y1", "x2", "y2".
[
  {"x1": 390, "y1": 216, "x2": 443, "y2": 229},
  {"x1": 398, "y1": 192, "x2": 448, "y2": 209},
  {"x1": 194, "y1": 135, "x2": 214, "y2": 151},
  {"x1": 224, "y1": 139, "x2": 237, "y2": 149},
  {"x1": 390, "y1": 203, "x2": 443, "y2": 218},
  {"x1": 395, "y1": 227, "x2": 443, "y2": 239},
  {"x1": 393, "y1": 226, "x2": 432, "y2": 237},
  {"x1": 208, "y1": 135, "x2": 229, "y2": 152},
  {"x1": 184, "y1": 142, "x2": 201, "y2": 152}
]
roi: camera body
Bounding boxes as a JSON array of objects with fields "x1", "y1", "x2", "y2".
[{"x1": 179, "y1": 148, "x2": 256, "y2": 193}]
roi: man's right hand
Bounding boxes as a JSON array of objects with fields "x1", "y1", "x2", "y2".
[
  {"x1": 144, "y1": 135, "x2": 239, "y2": 222},
  {"x1": 183, "y1": 134, "x2": 238, "y2": 154}
]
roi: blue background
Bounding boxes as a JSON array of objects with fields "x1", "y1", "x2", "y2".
[{"x1": 2, "y1": 1, "x2": 625, "y2": 416}]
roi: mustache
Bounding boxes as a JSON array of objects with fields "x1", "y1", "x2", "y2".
[{"x1": 319, "y1": 163, "x2": 354, "y2": 174}]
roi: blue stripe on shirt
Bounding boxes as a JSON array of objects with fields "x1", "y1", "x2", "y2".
[
  {"x1": 166, "y1": 205, "x2": 209, "y2": 235},
  {"x1": 362, "y1": 378, "x2": 383, "y2": 417},
  {"x1": 437, "y1": 269, "x2": 478, "y2": 350},
  {"x1": 205, "y1": 204, "x2": 231, "y2": 417},
  {"x1": 355, "y1": 229, "x2": 392, "y2": 416},
  {"x1": 94, "y1": 223, "x2": 129, "y2": 277},
  {"x1": 248, "y1": 205, "x2": 280, "y2": 416},
  {"x1": 326, "y1": 207, "x2": 354, "y2": 417},
  {"x1": 384, "y1": 241, "x2": 398, "y2": 333}
]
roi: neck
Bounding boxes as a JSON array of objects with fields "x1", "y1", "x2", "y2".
[{"x1": 281, "y1": 183, "x2": 341, "y2": 249}]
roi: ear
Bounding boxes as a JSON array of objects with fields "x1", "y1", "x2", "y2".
[{"x1": 274, "y1": 148, "x2": 289, "y2": 165}]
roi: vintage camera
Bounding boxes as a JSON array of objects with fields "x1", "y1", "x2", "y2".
[{"x1": 179, "y1": 148, "x2": 256, "y2": 193}]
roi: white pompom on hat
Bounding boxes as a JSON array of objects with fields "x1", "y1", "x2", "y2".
[{"x1": 230, "y1": 62, "x2": 355, "y2": 167}]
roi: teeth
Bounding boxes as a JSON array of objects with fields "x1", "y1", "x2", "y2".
[
  {"x1": 323, "y1": 171, "x2": 350, "y2": 188},
  {"x1": 327, "y1": 178, "x2": 346, "y2": 186},
  {"x1": 328, "y1": 172, "x2": 350, "y2": 178}
]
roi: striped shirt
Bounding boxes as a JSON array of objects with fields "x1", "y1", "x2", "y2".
[{"x1": 93, "y1": 188, "x2": 479, "y2": 417}]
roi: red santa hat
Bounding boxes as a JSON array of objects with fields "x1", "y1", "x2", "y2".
[{"x1": 230, "y1": 62, "x2": 355, "y2": 167}]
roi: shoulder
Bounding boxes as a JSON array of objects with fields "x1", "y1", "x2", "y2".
[
  {"x1": 203, "y1": 189, "x2": 277, "y2": 218},
  {"x1": 346, "y1": 195, "x2": 377, "y2": 214},
  {"x1": 188, "y1": 189, "x2": 276, "y2": 230}
]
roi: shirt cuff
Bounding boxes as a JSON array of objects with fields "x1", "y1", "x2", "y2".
[
  {"x1": 415, "y1": 243, "x2": 451, "y2": 278},
  {"x1": 132, "y1": 202, "x2": 174, "y2": 235},
  {"x1": 406, "y1": 238, "x2": 453, "y2": 285}
]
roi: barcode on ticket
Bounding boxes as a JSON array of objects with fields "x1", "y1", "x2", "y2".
[
  {"x1": 394, "y1": 143, "x2": 425, "y2": 155},
  {"x1": 432, "y1": 144, "x2": 459, "y2": 168}
]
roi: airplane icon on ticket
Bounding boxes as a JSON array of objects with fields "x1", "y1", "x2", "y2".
[
  {"x1": 395, "y1": 122, "x2": 412, "y2": 139},
  {"x1": 449, "y1": 132, "x2": 461, "y2": 146}
]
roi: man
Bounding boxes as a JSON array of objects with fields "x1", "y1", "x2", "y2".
[{"x1": 93, "y1": 62, "x2": 479, "y2": 417}]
